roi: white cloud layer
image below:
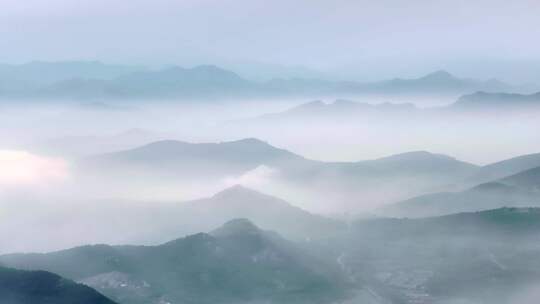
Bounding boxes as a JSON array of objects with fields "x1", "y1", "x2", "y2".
[
  {"x1": 223, "y1": 165, "x2": 278, "y2": 188},
  {"x1": 0, "y1": 150, "x2": 69, "y2": 189}
]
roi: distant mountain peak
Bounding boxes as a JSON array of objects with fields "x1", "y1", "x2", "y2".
[
  {"x1": 471, "y1": 181, "x2": 515, "y2": 192},
  {"x1": 131, "y1": 138, "x2": 273, "y2": 152},
  {"x1": 210, "y1": 185, "x2": 284, "y2": 206},
  {"x1": 369, "y1": 150, "x2": 478, "y2": 173},
  {"x1": 421, "y1": 70, "x2": 455, "y2": 80},
  {"x1": 211, "y1": 218, "x2": 261, "y2": 237},
  {"x1": 188, "y1": 65, "x2": 245, "y2": 79},
  {"x1": 378, "y1": 150, "x2": 454, "y2": 162},
  {"x1": 226, "y1": 137, "x2": 269, "y2": 146},
  {"x1": 136, "y1": 139, "x2": 190, "y2": 149},
  {"x1": 219, "y1": 137, "x2": 288, "y2": 152},
  {"x1": 212, "y1": 184, "x2": 257, "y2": 198}
]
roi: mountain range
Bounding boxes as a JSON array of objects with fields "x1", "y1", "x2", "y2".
[
  {"x1": 0, "y1": 185, "x2": 345, "y2": 253},
  {"x1": 78, "y1": 138, "x2": 479, "y2": 212},
  {"x1": 253, "y1": 99, "x2": 419, "y2": 122},
  {"x1": 10, "y1": 146, "x2": 539, "y2": 253},
  {"x1": 466, "y1": 152, "x2": 540, "y2": 185},
  {"x1": 0, "y1": 61, "x2": 532, "y2": 100},
  {"x1": 3, "y1": 207, "x2": 540, "y2": 304},
  {"x1": 380, "y1": 165, "x2": 540, "y2": 218},
  {"x1": 82, "y1": 138, "x2": 308, "y2": 179},
  {"x1": 237, "y1": 89, "x2": 540, "y2": 125},
  {"x1": 11, "y1": 150, "x2": 540, "y2": 253},
  {"x1": 0, "y1": 220, "x2": 349, "y2": 304},
  {"x1": 361, "y1": 70, "x2": 517, "y2": 95},
  {"x1": 452, "y1": 91, "x2": 540, "y2": 111},
  {"x1": 66, "y1": 135, "x2": 540, "y2": 216},
  {"x1": 166, "y1": 186, "x2": 345, "y2": 240}
]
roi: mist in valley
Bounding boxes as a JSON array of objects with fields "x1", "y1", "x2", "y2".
[
  {"x1": 2, "y1": 1, "x2": 540, "y2": 304},
  {"x1": 1, "y1": 93, "x2": 540, "y2": 303}
]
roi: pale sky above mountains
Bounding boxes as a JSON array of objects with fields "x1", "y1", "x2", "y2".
[{"x1": 1, "y1": 0, "x2": 540, "y2": 82}]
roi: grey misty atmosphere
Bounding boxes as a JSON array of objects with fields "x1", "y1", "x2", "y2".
[{"x1": 2, "y1": 1, "x2": 540, "y2": 304}]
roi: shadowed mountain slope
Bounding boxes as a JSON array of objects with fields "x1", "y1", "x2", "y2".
[
  {"x1": 328, "y1": 208, "x2": 540, "y2": 303},
  {"x1": 0, "y1": 220, "x2": 349, "y2": 304},
  {"x1": 380, "y1": 165, "x2": 540, "y2": 218},
  {"x1": 467, "y1": 152, "x2": 540, "y2": 185},
  {"x1": 0, "y1": 266, "x2": 117, "y2": 304}
]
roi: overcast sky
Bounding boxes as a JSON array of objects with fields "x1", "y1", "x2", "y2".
[{"x1": 1, "y1": 0, "x2": 539, "y2": 82}]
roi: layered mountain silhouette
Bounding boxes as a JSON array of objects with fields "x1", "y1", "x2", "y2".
[
  {"x1": 498, "y1": 166, "x2": 540, "y2": 191},
  {"x1": 101, "y1": 185, "x2": 344, "y2": 244},
  {"x1": 167, "y1": 185, "x2": 345, "y2": 240},
  {"x1": 229, "y1": 87, "x2": 540, "y2": 128},
  {"x1": 366, "y1": 70, "x2": 515, "y2": 95},
  {"x1": 466, "y1": 152, "x2": 540, "y2": 185},
  {"x1": 252, "y1": 99, "x2": 418, "y2": 122},
  {"x1": 355, "y1": 207, "x2": 540, "y2": 238},
  {"x1": 79, "y1": 138, "x2": 478, "y2": 211},
  {"x1": 452, "y1": 91, "x2": 540, "y2": 111},
  {"x1": 0, "y1": 186, "x2": 344, "y2": 252},
  {"x1": 0, "y1": 61, "x2": 524, "y2": 100},
  {"x1": 4, "y1": 207, "x2": 538, "y2": 304},
  {"x1": 381, "y1": 165, "x2": 540, "y2": 218},
  {"x1": 0, "y1": 220, "x2": 349, "y2": 304},
  {"x1": 33, "y1": 65, "x2": 257, "y2": 99},
  {"x1": 0, "y1": 266, "x2": 117, "y2": 304},
  {"x1": 81, "y1": 138, "x2": 308, "y2": 180},
  {"x1": 93, "y1": 137, "x2": 302, "y2": 166}
]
